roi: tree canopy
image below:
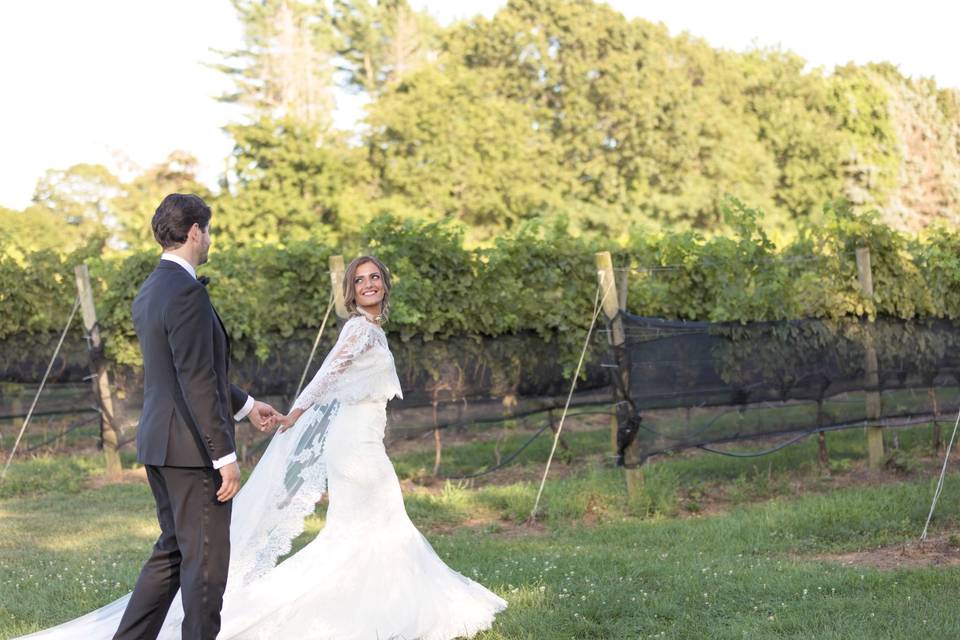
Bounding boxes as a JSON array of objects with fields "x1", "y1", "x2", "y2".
[{"x1": 4, "y1": 0, "x2": 957, "y2": 257}]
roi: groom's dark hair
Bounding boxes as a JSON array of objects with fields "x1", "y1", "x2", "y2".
[{"x1": 152, "y1": 193, "x2": 212, "y2": 249}]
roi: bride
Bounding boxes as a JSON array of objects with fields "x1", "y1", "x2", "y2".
[{"x1": 20, "y1": 256, "x2": 506, "y2": 640}]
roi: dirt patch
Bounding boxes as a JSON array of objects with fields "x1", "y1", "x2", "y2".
[
  {"x1": 85, "y1": 466, "x2": 147, "y2": 490},
  {"x1": 426, "y1": 515, "x2": 551, "y2": 539},
  {"x1": 410, "y1": 457, "x2": 584, "y2": 491},
  {"x1": 384, "y1": 412, "x2": 609, "y2": 459},
  {"x1": 488, "y1": 518, "x2": 551, "y2": 538},
  {"x1": 673, "y1": 448, "x2": 952, "y2": 521},
  {"x1": 815, "y1": 532, "x2": 960, "y2": 570}
]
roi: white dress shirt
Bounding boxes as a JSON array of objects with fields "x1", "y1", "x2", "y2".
[{"x1": 161, "y1": 253, "x2": 254, "y2": 469}]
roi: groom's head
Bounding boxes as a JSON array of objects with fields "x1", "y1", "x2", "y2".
[{"x1": 152, "y1": 194, "x2": 212, "y2": 265}]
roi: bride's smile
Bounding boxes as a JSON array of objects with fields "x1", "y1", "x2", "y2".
[{"x1": 354, "y1": 263, "x2": 384, "y2": 312}]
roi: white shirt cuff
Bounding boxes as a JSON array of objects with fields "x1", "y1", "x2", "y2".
[
  {"x1": 234, "y1": 395, "x2": 255, "y2": 422},
  {"x1": 212, "y1": 452, "x2": 237, "y2": 469}
]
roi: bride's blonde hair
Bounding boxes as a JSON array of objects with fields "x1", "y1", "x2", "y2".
[{"x1": 343, "y1": 255, "x2": 392, "y2": 319}]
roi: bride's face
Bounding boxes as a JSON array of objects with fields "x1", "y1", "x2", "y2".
[{"x1": 354, "y1": 261, "x2": 385, "y2": 310}]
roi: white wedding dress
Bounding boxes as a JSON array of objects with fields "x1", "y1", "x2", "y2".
[{"x1": 20, "y1": 316, "x2": 506, "y2": 639}]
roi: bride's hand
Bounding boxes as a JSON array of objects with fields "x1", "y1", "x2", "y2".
[
  {"x1": 275, "y1": 408, "x2": 305, "y2": 433},
  {"x1": 276, "y1": 415, "x2": 295, "y2": 433}
]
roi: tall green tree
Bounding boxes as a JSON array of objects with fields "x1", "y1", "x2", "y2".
[
  {"x1": 0, "y1": 204, "x2": 97, "y2": 256},
  {"x1": 366, "y1": 64, "x2": 564, "y2": 240},
  {"x1": 215, "y1": 0, "x2": 339, "y2": 129},
  {"x1": 216, "y1": 117, "x2": 366, "y2": 245},
  {"x1": 111, "y1": 152, "x2": 213, "y2": 251},
  {"x1": 445, "y1": 0, "x2": 782, "y2": 229},
  {"x1": 737, "y1": 49, "x2": 846, "y2": 221},
  {"x1": 826, "y1": 64, "x2": 898, "y2": 211},
  {"x1": 333, "y1": 0, "x2": 440, "y2": 95},
  {"x1": 28, "y1": 163, "x2": 119, "y2": 251},
  {"x1": 206, "y1": 0, "x2": 959, "y2": 238}
]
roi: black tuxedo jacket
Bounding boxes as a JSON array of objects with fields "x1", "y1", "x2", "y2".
[{"x1": 132, "y1": 260, "x2": 248, "y2": 467}]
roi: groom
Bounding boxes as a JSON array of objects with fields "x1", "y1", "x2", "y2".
[{"x1": 115, "y1": 193, "x2": 278, "y2": 640}]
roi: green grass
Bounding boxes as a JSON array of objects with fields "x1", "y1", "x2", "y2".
[
  {"x1": 389, "y1": 413, "x2": 613, "y2": 480},
  {"x1": 0, "y1": 414, "x2": 103, "y2": 457},
  {"x1": 2, "y1": 423, "x2": 959, "y2": 638},
  {"x1": 636, "y1": 387, "x2": 960, "y2": 460},
  {"x1": 0, "y1": 453, "x2": 106, "y2": 499}
]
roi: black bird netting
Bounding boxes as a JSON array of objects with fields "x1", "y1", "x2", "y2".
[
  {"x1": 0, "y1": 327, "x2": 612, "y2": 460},
  {"x1": 609, "y1": 312, "x2": 960, "y2": 463},
  {"x1": 9, "y1": 311, "x2": 960, "y2": 469}
]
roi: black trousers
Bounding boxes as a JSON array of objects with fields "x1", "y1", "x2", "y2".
[{"x1": 114, "y1": 465, "x2": 232, "y2": 640}]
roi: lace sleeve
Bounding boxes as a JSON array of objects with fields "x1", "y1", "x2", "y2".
[{"x1": 292, "y1": 317, "x2": 376, "y2": 411}]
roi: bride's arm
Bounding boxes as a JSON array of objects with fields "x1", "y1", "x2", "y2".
[{"x1": 277, "y1": 318, "x2": 375, "y2": 431}]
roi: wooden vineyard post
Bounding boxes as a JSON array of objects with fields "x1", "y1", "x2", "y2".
[
  {"x1": 856, "y1": 248, "x2": 884, "y2": 469},
  {"x1": 617, "y1": 267, "x2": 629, "y2": 314},
  {"x1": 74, "y1": 264, "x2": 122, "y2": 477},
  {"x1": 596, "y1": 252, "x2": 622, "y2": 453},
  {"x1": 596, "y1": 252, "x2": 641, "y2": 494},
  {"x1": 329, "y1": 255, "x2": 348, "y2": 320},
  {"x1": 432, "y1": 400, "x2": 442, "y2": 477},
  {"x1": 9, "y1": 397, "x2": 23, "y2": 430},
  {"x1": 930, "y1": 388, "x2": 942, "y2": 452},
  {"x1": 816, "y1": 399, "x2": 830, "y2": 474}
]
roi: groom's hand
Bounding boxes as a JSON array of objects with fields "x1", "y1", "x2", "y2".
[
  {"x1": 217, "y1": 461, "x2": 241, "y2": 502},
  {"x1": 248, "y1": 400, "x2": 280, "y2": 432}
]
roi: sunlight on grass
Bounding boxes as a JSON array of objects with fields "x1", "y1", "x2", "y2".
[
  {"x1": 35, "y1": 519, "x2": 159, "y2": 552},
  {"x1": 4, "y1": 422, "x2": 960, "y2": 638}
]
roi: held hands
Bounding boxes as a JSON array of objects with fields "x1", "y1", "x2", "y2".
[
  {"x1": 248, "y1": 400, "x2": 281, "y2": 432},
  {"x1": 266, "y1": 408, "x2": 305, "y2": 434}
]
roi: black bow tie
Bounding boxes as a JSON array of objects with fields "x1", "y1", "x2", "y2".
[{"x1": 198, "y1": 275, "x2": 210, "y2": 287}]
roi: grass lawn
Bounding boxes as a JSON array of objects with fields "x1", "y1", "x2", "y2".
[{"x1": 2, "y1": 422, "x2": 960, "y2": 638}]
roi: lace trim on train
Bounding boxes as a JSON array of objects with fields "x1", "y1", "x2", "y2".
[{"x1": 231, "y1": 400, "x2": 339, "y2": 585}]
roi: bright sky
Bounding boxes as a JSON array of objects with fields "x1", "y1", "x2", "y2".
[{"x1": 1, "y1": 0, "x2": 957, "y2": 210}]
